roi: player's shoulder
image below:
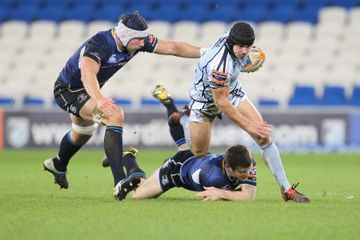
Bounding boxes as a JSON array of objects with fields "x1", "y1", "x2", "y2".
[{"x1": 89, "y1": 29, "x2": 114, "y2": 46}]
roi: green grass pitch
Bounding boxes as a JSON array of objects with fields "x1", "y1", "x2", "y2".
[{"x1": 0, "y1": 149, "x2": 359, "y2": 240}]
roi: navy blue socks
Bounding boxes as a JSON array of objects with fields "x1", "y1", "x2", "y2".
[
  {"x1": 53, "y1": 132, "x2": 81, "y2": 172},
  {"x1": 104, "y1": 126, "x2": 126, "y2": 186}
]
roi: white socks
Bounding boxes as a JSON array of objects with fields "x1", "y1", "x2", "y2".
[
  {"x1": 261, "y1": 141, "x2": 291, "y2": 191},
  {"x1": 180, "y1": 115, "x2": 191, "y2": 147}
]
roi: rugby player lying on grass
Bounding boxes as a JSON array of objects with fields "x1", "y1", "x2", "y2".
[
  {"x1": 103, "y1": 144, "x2": 256, "y2": 201},
  {"x1": 102, "y1": 105, "x2": 256, "y2": 201}
]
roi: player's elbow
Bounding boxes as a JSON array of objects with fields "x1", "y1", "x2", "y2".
[
  {"x1": 246, "y1": 188, "x2": 256, "y2": 201},
  {"x1": 239, "y1": 187, "x2": 256, "y2": 201},
  {"x1": 247, "y1": 192, "x2": 256, "y2": 201}
]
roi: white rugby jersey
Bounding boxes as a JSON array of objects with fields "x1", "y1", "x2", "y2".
[{"x1": 189, "y1": 33, "x2": 251, "y2": 103}]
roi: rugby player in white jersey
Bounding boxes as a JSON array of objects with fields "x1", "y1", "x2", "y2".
[{"x1": 152, "y1": 22, "x2": 310, "y2": 203}]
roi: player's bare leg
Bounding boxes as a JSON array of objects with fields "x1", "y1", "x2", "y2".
[
  {"x1": 43, "y1": 101, "x2": 98, "y2": 189},
  {"x1": 131, "y1": 169, "x2": 164, "y2": 199},
  {"x1": 189, "y1": 120, "x2": 214, "y2": 156},
  {"x1": 236, "y1": 99, "x2": 310, "y2": 203}
]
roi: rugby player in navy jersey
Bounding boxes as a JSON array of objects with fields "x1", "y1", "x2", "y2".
[
  {"x1": 101, "y1": 90, "x2": 256, "y2": 201},
  {"x1": 43, "y1": 12, "x2": 205, "y2": 201},
  {"x1": 103, "y1": 129, "x2": 257, "y2": 201},
  {"x1": 131, "y1": 144, "x2": 257, "y2": 201}
]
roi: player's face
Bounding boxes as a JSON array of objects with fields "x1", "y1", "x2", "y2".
[
  {"x1": 226, "y1": 165, "x2": 250, "y2": 181},
  {"x1": 126, "y1": 38, "x2": 145, "y2": 52},
  {"x1": 233, "y1": 44, "x2": 251, "y2": 59}
]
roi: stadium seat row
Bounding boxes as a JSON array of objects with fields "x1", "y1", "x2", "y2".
[
  {"x1": 1, "y1": 0, "x2": 360, "y2": 23},
  {"x1": 0, "y1": 6, "x2": 359, "y2": 109}
]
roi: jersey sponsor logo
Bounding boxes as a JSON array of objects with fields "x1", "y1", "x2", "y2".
[
  {"x1": 107, "y1": 53, "x2": 133, "y2": 67},
  {"x1": 161, "y1": 175, "x2": 169, "y2": 186},
  {"x1": 77, "y1": 93, "x2": 87, "y2": 103},
  {"x1": 211, "y1": 70, "x2": 227, "y2": 86},
  {"x1": 69, "y1": 105, "x2": 77, "y2": 115}
]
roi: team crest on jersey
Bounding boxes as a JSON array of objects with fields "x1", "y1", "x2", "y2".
[{"x1": 108, "y1": 54, "x2": 121, "y2": 63}]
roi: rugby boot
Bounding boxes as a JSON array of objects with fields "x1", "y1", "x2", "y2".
[
  {"x1": 102, "y1": 147, "x2": 138, "y2": 168},
  {"x1": 43, "y1": 158, "x2": 68, "y2": 189},
  {"x1": 152, "y1": 84, "x2": 171, "y2": 104},
  {"x1": 114, "y1": 172, "x2": 145, "y2": 201},
  {"x1": 281, "y1": 183, "x2": 310, "y2": 203}
]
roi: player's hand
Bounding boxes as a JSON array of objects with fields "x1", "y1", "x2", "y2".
[
  {"x1": 141, "y1": 34, "x2": 158, "y2": 52},
  {"x1": 196, "y1": 187, "x2": 223, "y2": 201},
  {"x1": 247, "y1": 121, "x2": 272, "y2": 140},
  {"x1": 96, "y1": 97, "x2": 116, "y2": 117}
]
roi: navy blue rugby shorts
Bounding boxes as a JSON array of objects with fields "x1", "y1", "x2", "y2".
[
  {"x1": 53, "y1": 78, "x2": 91, "y2": 117},
  {"x1": 158, "y1": 150, "x2": 194, "y2": 191}
]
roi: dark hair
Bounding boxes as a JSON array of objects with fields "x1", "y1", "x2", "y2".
[
  {"x1": 226, "y1": 22, "x2": 255, "y2": 47},
  {"x1": 224, "y1": 145, "x2": 252, "y2": 170},
  {"x1": 119, "y1": 12, "x2": 148, "y2": 31}
]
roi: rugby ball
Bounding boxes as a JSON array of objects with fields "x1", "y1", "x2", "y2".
[{"x1": 241, "y1": 46, "x2": 266, "y2": 73}]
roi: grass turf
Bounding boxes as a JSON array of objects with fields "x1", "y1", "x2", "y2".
[{"x1": 0, "y1": 149, "x2": 359, "y2": 240}]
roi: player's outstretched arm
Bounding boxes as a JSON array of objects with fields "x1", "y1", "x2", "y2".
[
  {"x1": 154, "y1": 39, "x2": 201, "y2": 58},
  {"x1": 196, "y1": 185, "x2": 256, "y2": 201}
]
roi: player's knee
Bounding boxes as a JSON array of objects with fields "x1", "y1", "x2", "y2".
[{"x1": 107, "y1": 105, "x2": 125, "y2": 126}]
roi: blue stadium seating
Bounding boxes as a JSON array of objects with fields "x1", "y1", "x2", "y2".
[
  {"x1": 318, "y1": 86, "x2": 347, "y2": 106},
  {"x1": 205, "y1": 5, "x2": 238, "y2": 22},
  {"x1": 8, "y1": 5, "x2": 39, "y2": 22},
  {"x1": 0, "y1": 8, "x2": 9, "y2": 22},
  {"x1": 0, "y1": 0, "x2": 16, "y2": 9},
  {"x1": 288, "y1": 86, "x2": 318, "y2": 106},
  {"x1": 178, "y1": 5, "x2": 208, "y2": 22},
  {"x1": 36, "y1": 5, "x2": 66, "y2": 22},
  {"x1": 113, "y1": 98, "x2": 132, "y2": 107},
  {"x1": 141, "y1": 98, "x2": 188, "y2": 107},
  {"x1": 63, "y1": 5, "x2": 95, "y2": 22},
  {"x1": 17, "y1": 0, "x2": 43, "y2": 7},
  {"x1": 0, "y1": 0, "x2": 359, "y2": 109},
  {"x1": 262, "y1": 6, "x2": 295, "y2": 23},
  {"x1": 332, "y1": 0, "x2": 360, "y2": 8},
  {"x1": 348, "y1": 86, "x2": 360, "y2": 106},
  {"x1": 23, "y1": 97, "x2": 45, "y2": 107},
  {"x1": 150, "y1": 5, "x2": 181, "y2": 22},
  {"x1": 0, "y1": 97, "x2": 15, "y2": 108},
  {"x1": 92, "y1": 4, "x2": 125, "y2": 22},
  {"x1": 290, "y1": 6, "x2": 319, "y2": 23},
  {"x1": 1, "y1": 0, "x2": 355, "y2": 23},
  {"x1": 258, "y1": 99, "x2": 280, "y2": 107},
  {"x1": 44, "y1": 0, "x2": 73, "y2": 8},
  {"x1": 237, "y1": 5, "x2": 266, "y2": 23}
]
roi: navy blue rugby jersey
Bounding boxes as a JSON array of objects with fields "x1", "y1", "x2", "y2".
[
  {"x1": 58, "y1": 29, "x2": 142, "y2": 88},
  {"x1": 180, "y1": 153, "x2": 256, "y2": 192}
]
